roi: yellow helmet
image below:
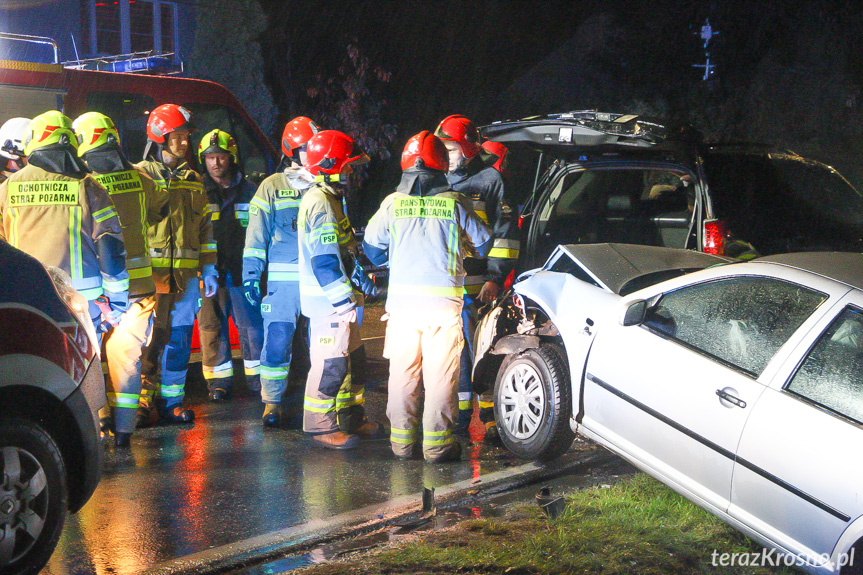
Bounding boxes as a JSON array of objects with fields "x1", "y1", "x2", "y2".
[
  {"x1": 23, "y1": 111, "x2": 77, "y2": 155},
  {"x1": 72, "y1": 112, "x2": 120, "y2": 156},
  {"x1": 197, "y1": 129, "x2": 238, "y2": 164}
]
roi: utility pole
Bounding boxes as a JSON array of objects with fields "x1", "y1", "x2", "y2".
[{"x1": 692, "y1": 18, "x2": 719, "y2": 81}]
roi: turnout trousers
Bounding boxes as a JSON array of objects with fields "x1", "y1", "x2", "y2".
[
  {"x1": 302, "y1": 313, "x2": 365, "y2": 434},
  {"x1": 259, "y1": 280, "x2": 301, "y2": 404},
  {"x1": 385, "y1": 311, "x2": 463, "y2": 460},
  {"x1": 198, "y1": 280, "x2": 264, "y2": 394},
  {"x1": 103, "y1": 296, "x2": 156, "y2": 433},
  {"x1": 140, "y1": 277, "x2": 201, "y2": 411}
]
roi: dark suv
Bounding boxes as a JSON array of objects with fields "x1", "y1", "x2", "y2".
[
  {"x1": 481, "y1": 112, "x2": 863, "y2": 270},
  {"x1": 0, "y1": 242, "x2": 105, "y2": 575}
]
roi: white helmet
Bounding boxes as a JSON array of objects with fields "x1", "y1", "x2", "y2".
[{"x1": 0, "y1": 117, "x2": 32, "y2": 160}]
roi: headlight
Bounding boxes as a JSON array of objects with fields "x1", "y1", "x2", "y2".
[{"x1": 45, "y1": 266, "x2": 100, "y2": 355}]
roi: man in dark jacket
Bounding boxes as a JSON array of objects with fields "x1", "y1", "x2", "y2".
[
  {"x1": 197, "y1": 129, "x2": 264, "y2": 401},
  {"x1": 435, "y1": 115, "x2": 520, "y2": 443}
]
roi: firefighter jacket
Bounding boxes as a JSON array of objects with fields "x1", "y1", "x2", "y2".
[
  {"x1": 447, "y1": 157, "x2": 520, "y2": 292},
  {"x1": 91, "y1": 166, "x2": 168, "y2": 297},
  {"x1": 243, "y1": 169, "x2": 311, "y2": 286},
  {"x1": 136, "y1": 158, "x2": 216, "y2": 294},
  {"x1": 203, "y1": 169, "x2": 257, "y2": 287},
  {"x1": 0, "y1": 163, "x2": 129, "y2": 302},
  {"x1": 297, "y1": 181, "x2": 364, "y2": 318},
  {"x1": 363, "y1": 169, "x2": 492, "y2": 316}
]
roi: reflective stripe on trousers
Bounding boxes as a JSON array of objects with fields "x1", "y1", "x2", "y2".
[{"x1": 384, "y1": 311, "x2": 462, "y2": 459}]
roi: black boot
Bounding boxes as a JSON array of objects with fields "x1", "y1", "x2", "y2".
[
  {"x1": 262, "y1": 404, "x2": 281, "y2": 428},
  {"x1": 114, "y1": 432, "x2": 132, "y2": 448},
  {"x1": 160, "y1": 405, "x2": 195, "y2": 423}
]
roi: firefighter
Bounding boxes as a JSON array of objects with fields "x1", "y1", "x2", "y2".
[
  {"x1": 298, "y1": 130, "x2": 380, "y2": 449},
  {"x1": 362, "y1": 132, "x2": 492, "y2": 462},
  {"x1": 481, "y1": 140, "x2": 509, "y2": 175},
  {"x1": 0, "y1": 117, "x2": 30, "y2": 183},
  {"x1": 197, "y1": 129, "x2": 264, "y2": 401},
  {"x1": 243, "y1": 116, "x2": 319, "y2": 427},
  {"x1": 136, "y1": 104, "x2": 218, "y2": 424},
  {"x1": 72, "y1": 111, "x2": 168, "y2": 446},
  {"x1": 0, "y1": 110, "x2": 129, "y2": 335},
  {"x1": 434, "y1": 115, "x2": 520, "y2": 443}
]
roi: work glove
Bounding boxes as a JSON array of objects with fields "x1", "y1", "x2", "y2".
[
  {"x1": 95, "y1": 295, "x2": 126, "y2": 331},
  {"x1": 202, "y1": 274, "x2": 218, "y2": 298},
  {"x1": 350, "y1": 261, "x2": 377, "y2": 298},
  {"x1": 243, "y1": 279, "x2": 262, "y2": 307}
]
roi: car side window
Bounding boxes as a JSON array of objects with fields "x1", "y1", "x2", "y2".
[
  {"x1": 644, "y1": 276, "x2": 826, "y2": 377},
  {"x1": 786, "y1": 306, "x2": 863, "y2": 423}
]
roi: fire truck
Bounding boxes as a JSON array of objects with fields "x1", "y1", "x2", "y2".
[
  {"x1": 0, "y1": 33, "x2": 278, "y2": 174},
  {"x1": 0, "y1": 33, "x2": 279, "y2": 351}
]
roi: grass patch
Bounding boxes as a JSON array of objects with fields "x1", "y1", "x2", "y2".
[{"x1": 298, "y1": 474, "x2": 802, "y2": 575}]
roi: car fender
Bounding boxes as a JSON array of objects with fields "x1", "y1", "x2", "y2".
[
  {"x1": 506, "y1": 271, "x2": 621, "y2": 421},
  {"x1": 0, "y1": 353, "x2": 78, "y2": 400},
  {"x1": 829, "y1": 515, "x2": 863, "y2": 574}
]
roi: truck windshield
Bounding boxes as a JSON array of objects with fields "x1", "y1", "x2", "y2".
[{"x1": 184, "y1": 103, "x2": 272, "y2": 177}]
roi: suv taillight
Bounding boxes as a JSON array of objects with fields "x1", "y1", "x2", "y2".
[{"x1": 703, "y1": 219, "x2": 727, "y2": 255}]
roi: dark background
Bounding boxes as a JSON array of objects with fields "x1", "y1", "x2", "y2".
[{"x1": 201, "y1": 0, "x2": 863, "y2": 222}]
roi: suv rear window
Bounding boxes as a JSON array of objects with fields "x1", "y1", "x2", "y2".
[{"x1": 534, "y1": 167, "x2": 694, "y2": 261}]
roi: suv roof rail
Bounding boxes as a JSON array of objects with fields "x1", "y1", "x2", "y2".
[
  {"x1": 0, "y1": 32, "x2": 59, "y2": 64},
  {"x1": 705, "y1": 142, "x2": 801, "y2": 156}
]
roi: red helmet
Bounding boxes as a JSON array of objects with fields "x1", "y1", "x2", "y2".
[
  {"x1": 304, "y1": 130, "x2": 369, "y2": 177},
  {"x1": 400, "y1": 131, "x2": 448, "y2": 172},
  {"x1": 281, "y1": 116, "x2": 320, "y2": 158},
  {"x1": 481, "y1": 140, "x2": 509, "y2": 174},
  {"x1": 434, "y1": 114, "x2": 481, "y2": 159},
  {"x1": 146, "y1": 104, "x2": 194, "y2": 143}
]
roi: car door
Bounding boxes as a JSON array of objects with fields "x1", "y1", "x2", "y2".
[
  {"x1": 581, "y1": 274, "x2": 828, "y2": 514},
  {"x1": 730, "y1": 293, "x2": 863, "y2": 568}
]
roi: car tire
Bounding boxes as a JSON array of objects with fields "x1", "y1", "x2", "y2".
[
  {"x1": 493, "y1": 344, "x2": 575, "y2": 461},
  {"x1": 0, "y1": 418, "x2": 68, "y2": 575}
]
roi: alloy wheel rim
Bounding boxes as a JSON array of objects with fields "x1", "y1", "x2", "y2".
[
  {"x1": 0, "y1": 446, "x2": 49, "y2": 565},
  {"x1": 500, "y1": 362, "x2": 546, "y2": 440}
]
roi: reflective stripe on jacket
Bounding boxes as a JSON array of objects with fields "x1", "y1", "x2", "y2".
[
  {"x1": 242, "y1": 171, "x2": 305, "y2": 286},
  {"x1": 92, "y1": 167, "x2": 167, "y2": 297},
  {"x1": 136, "y1": 159, "x2": 215, "y2": 293},
  {"x1": 0, "y1": 164, "x2": 129, "y2": 301},
  {"x1": 447, "y1": 159, "x2": 519, "y2": 291},
  {"x1": 364, "y1": 189, "x2": 491, "y2": 315},
  {"x1": 205, "y1": 171, "x2": 257, "y2": 287},
  {"x1": 297, "y1": 182, "x2": 363, "y2": 318}
]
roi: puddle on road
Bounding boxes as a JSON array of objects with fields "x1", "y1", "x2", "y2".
[{"x1": 231, "y1": 506, "x2": 503, "y2": 574}]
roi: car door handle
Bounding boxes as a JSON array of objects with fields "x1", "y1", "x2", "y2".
[{"x1": 716, "y1": 388, "x2": 747, "y2": 409}]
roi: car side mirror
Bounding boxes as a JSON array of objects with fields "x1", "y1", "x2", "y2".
[{"x1": 620, "y1": 299, "x2": 648, "y2": 326}]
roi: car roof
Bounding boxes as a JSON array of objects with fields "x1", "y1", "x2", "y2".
[
  {"x1": 755, "y1": 252, "x2": 863, "y2": 291},
  {"x1": 547, "y1": 243, "x2": 734, "y2": 294}
]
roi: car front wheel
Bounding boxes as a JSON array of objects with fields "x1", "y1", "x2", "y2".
[
  {"x1": 0, "y1": 418, "x2": 68, "y2": 575},
  {"x1": 494, "y1": 344, "x2": 575, "y2": 461}
]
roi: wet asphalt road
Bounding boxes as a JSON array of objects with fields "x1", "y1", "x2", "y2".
[{"x1": 41, "y1": 304, "x2": 592, "y2": 575}]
